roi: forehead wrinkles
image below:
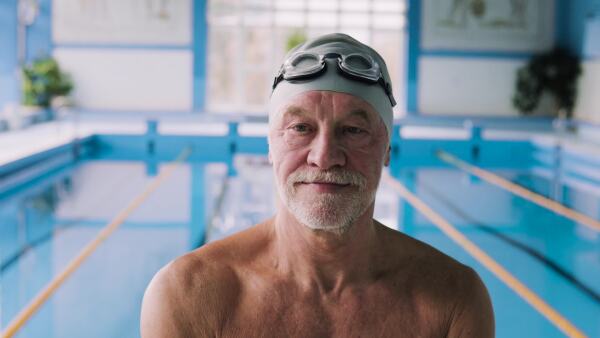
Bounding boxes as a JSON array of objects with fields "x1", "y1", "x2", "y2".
[
  {"x1": 270, "y1": 91, "x2": 384, "y2": 133},
  {"x1": 271, "y1": 93, "x2": 333, "y2": 126},
  {"x1": 300, "y1": 91, "x2": 374, "y2": 121},
  {"x1": 281, "y1": 92, "x2": 335, "y2": 122}
]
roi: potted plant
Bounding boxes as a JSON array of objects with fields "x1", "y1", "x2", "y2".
[
  {"x1": 513, "y1": 48, "x2": 582, "y2": 120},
  {"x1": 21, "y1": 56, "x2": 73, "y2": 122}
]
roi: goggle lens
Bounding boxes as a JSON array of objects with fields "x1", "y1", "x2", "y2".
[
  {"x1": 273, "y1": 51, "x2": 395, "y2": 107},
  {"x1": 343, "y1": 54, "x2": 372, "y2": 70},
  {"x1": 283, "y1": 53, "x2": 324, "y2": 79},
  {"x1": 339, "y1": 53, "x2": 380, "y2": 82}
]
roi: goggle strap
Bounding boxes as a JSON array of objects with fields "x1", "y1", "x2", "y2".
[{"x1": 272, "y1": 73, "x2": 284, "y2": 90}]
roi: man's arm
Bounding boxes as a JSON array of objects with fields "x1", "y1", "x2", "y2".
[
  {"x1": 140, "y1": 262, "x2": 194, "y2": 338},
  {"x1": 141, "y1": 252, "x2": 240, "y2": 338},
  {"x1": 447, "y1": 267, "x2": 495, "y2": 338}
]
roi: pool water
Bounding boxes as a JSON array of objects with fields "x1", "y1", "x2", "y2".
[{"x1": 1, "y1": 152, "x2": 599, "y2": 337}]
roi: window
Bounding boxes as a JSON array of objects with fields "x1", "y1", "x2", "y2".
[{"x1": 207, "y1": 0, "x2": 407, "y2": 116}]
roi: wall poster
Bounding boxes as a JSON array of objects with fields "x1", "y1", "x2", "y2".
[
  {"x1": 52, "y1": 0, "x2": 192, "y2": 45},
  {"x1": 421, "y1": 0, "x2": 554, "y2": 52}
]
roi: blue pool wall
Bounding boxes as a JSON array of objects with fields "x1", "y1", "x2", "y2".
[
  {"x1": 3, "y1": 120, "x2": 599, "y2": 202},
  {"x1": 3, "y1": 119, "x2": 600, "y2": 257}
]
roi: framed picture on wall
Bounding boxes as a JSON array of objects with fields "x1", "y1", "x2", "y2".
[
  {"x1": 421, "y1": 0, "x2": 554, "y2": 52},
  {"x1": 52, "y1": 0, "x2": 192, "y2": 45}
]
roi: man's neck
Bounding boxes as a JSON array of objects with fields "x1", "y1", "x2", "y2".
[{"x1": 271, "y1": 206, "x2": 383, "y2": 297}]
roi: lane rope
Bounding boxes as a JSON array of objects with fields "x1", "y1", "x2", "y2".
[
  {"x1": 1, "y1": 147, "x2": 192, "y2": 338},
  {"x1": 437, "y1": 150, "x2": 600, "y2": 232},
  {"x1": 383, "y1": 172, "x2": 587, "y2": 338},
  {"x1": 1, "y1": 167, "x2": 142, "y2": 273},
  {"x1": 418, "y1": 179, "x2": 600, "y2": 305}
]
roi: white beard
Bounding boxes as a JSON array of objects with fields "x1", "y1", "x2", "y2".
[{"x1": 278, "y1": 168, "x2": 377, "y2": 235}]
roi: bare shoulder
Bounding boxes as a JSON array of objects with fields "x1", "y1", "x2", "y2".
[
  {"x1": 378, "y1": 223, "x2": 469, "y2": 278},
  {"x1": 377, "y1": 224, "x2": 495, "y2": 337},
  {"x1": 446, "y1": 264, "x2": 495, "y2": 338},
  {"x1": 140, "y1": 247, "x2": 239, "y2": 337},
  {"x1": 141, "y1": 221, "x2": 273, "y2": 338}
]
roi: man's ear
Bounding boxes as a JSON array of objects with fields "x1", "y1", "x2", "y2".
[{"x1": 384, "y1": 145, "x2": 391, "y2": 167}]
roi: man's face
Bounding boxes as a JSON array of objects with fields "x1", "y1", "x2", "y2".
[{"x1": 268, "y1": 90, "x2": 390, "y2": 234}]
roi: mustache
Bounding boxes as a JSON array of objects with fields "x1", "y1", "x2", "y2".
[{"x1": 287, "y1": 168, "x2": 367, "y2": 188}]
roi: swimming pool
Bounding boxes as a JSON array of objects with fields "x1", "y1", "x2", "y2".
[{"x1": 1, "y1": 122, "x2": 599, "y2": 337}]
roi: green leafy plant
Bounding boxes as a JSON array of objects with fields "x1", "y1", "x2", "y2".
[
  {"x1": 22, "y1": 57, "x2": 73, "y2": 108},
  {"x1": 286, "y1": 30, "x2": 307, "y2": 52},
  {"x1": 513, "y1": 48, "x2": 582, "y2": 118}
]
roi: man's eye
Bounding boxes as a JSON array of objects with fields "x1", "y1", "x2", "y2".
[
  {"x1": 344, "y1": 126, "x2": 365, "y2": 135},
  {"x1": 291, "y1": 124, "x2": 311, "y2": 133}
]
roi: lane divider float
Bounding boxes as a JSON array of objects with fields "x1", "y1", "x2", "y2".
[
  {"x1": 1, "y1": 147, "x2": 192, "y2": 338},
  {"x1": 383, "y1": 172, "x2": 587, "y2": 338},
  {"x1": 437, "y1": 150, "x2": 600, "y2": 232}
]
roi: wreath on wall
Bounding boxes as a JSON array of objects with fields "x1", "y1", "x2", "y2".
[{"x1": 513, "y1": 48, "x2": 582, "y2": 118}]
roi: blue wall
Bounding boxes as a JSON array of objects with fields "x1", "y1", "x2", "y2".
[
  {"x1": 2, "y1": 0, "x2": 598, "y2": 115},
  {"x1": 406, "y1": 0, "x2": 420, "y2": 114},
  {"x1": 25, "y1": 0, "x2": 53, "y2": 62},
  {"x1": 0, "y1": 0, "x2": 52, "y2": 111},
  {"x1": 558, "y1": 0, "x2": 600, "y2": 57},
  {"x1": 0, "y1": 0, "x2": 208, "y2": 113},
  {"x1": 404, "y1": 0, "x2": 600, "y2": 116},
  {"x1": 193, "y1": 0, "x2": 208, "y2": 111},
  {"x1": 0, "y1": 0, "x2": 18, "y2": 108}
]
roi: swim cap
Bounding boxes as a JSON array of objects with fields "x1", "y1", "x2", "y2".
[{"x1": 269, "y1": 33, "x2": 395, "y2": 139}]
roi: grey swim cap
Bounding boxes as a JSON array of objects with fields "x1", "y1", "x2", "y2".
[{"x1": 269, "y1": 33, "x2": 395, "y2": 139}]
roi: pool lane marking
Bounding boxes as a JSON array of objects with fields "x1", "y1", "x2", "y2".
[
  {"x1": 205, "y1": 176, "x2": 231, "y2": 244},
  {"x1": 1, "y1": 147, "x2": 192, "y2": 338},
  {"x1": 437, "y1": 150, "x2": 600, "y2": 233},
  {"x1": 383, "y1": 172, "x2": 587, "y2": 338},
  {"x1": 1, "y1": 168, "x2": 142, "y2": 273},
  {"x1": 418, "y1": 179, "x2": 600, "y2": 304}
]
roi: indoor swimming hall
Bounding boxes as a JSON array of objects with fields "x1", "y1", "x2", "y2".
[{"x1": 1, "y1": 0, "x2": 600, "y2": 337}]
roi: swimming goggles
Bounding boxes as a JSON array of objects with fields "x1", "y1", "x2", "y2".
[{"x1": 272, "y1": 52, "x2": 397, "y2": 107}]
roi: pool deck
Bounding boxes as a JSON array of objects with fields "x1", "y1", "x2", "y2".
[
  {"x1": 0, "y1": 122, "x2": 87, "y2": 167},
  {"x1": 0, "y1": 118, "x2": 146, "y2": 167}
]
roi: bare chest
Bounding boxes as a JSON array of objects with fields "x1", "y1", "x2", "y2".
[{"x1": 219, "y1": 284, "x2": 450, "y2": 338}]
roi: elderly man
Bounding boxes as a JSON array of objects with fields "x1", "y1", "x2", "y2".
[{"x1": 141, "y1": 33, "x2": 494, "y2": 337}]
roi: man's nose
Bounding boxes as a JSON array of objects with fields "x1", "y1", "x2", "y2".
[{"x1": 306, "y1": 129, "x2": 346, "y2": 169}]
